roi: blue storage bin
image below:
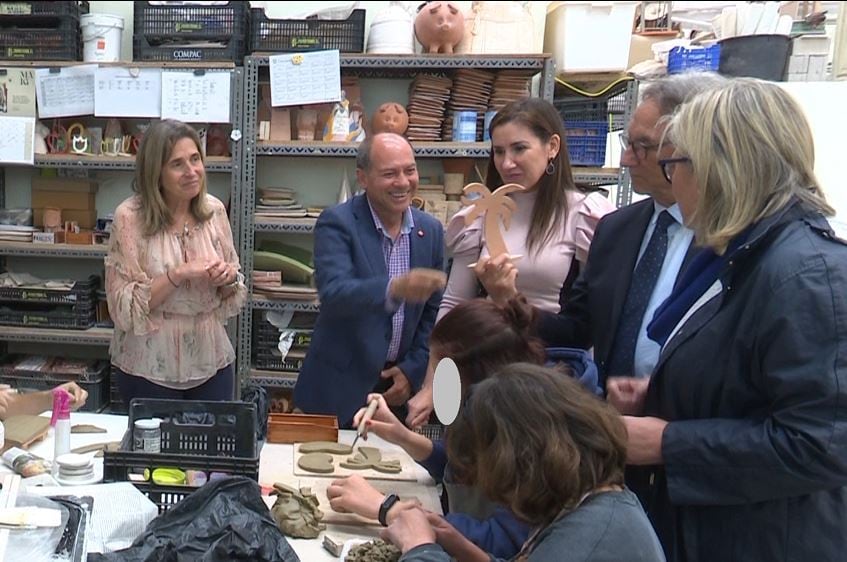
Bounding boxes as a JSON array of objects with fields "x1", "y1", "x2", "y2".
[
  {"x1": 667, "y1": 44, "x2": 721, "y2": 74},
  {"x1": 564, "y1": 120, "x2": 608, "y2": 167}
]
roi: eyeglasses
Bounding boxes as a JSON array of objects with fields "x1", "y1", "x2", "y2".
[
  {"x1": 619, "y1": 133, "x2": 660, "y2": 161},
  {"x1": 658, "y1": 156, "x2": 691, "y2": 183}
]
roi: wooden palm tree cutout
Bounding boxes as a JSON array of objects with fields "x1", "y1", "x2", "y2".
[{"x1": 461, "y1": 182, "x2": 525, "y2": 259}]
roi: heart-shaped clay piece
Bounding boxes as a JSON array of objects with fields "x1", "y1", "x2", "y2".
[
  {"x1": 298, "y1": 453, "x2": 334, "y2": 474},
  {"x1": 299, "y1": 441, "x2": 353, "y2": 455}
]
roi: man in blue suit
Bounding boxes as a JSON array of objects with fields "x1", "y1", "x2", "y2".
[{"x1": 294, "y1": 133, "x2": 447, "y2": 426}]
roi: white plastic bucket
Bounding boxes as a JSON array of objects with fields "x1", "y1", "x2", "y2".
[{"x1": 80, "y1": 13, "x2": 124, "y2": 62}]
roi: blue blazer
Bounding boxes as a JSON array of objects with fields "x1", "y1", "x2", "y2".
[{"x1": 293, "y1": 195, "x2": 445, "y2": 424}]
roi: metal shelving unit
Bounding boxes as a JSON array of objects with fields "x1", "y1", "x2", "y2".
[
  {"x1": 0, "y1": 326, "x2": 113, "y2": 345},
  {"x1": 250, "y1": 368, "x2": 299, "y2": 389},
  {"x1": 0, "y1": 62, "x2": 244, "y2": 405}
]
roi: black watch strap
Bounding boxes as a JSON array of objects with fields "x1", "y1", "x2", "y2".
[{"x1": 378, "y1": 493, "x2": 400, "y2": 527}]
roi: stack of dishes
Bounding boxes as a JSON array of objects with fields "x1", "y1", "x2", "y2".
[{"x1": 54, "y1": 453, "x2": 101, "y2": 486}]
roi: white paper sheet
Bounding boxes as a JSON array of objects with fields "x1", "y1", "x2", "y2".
[
  {"x1": 34, "y1": 65, "x2": 97, "y2": 118},
  {"x1": 269, "y1": 50, "x2": 342, "y2": 107},
  {"x1": 0, "y1": 115, "x2": 34, "y2": 164},
  {"x1": 95, "y1": 67, "x2": 162, "y2": 118},
  {"x1": 161, "y1": 70, "x2": 231, "y2": 123},
  {"x1": 0, "y1": 68, "x2": 37, "y2": 117}
]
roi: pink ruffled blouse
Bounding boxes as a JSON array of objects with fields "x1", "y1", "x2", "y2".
[
  {"x1": 106, "y1": 194, "x2": 247, "y2": 389},
  {"x1": 439, "y1": 189, "x2": 614, "y2": 318}
]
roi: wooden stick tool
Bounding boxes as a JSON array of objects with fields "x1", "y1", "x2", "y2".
[{"x1": 351, "y1": 399, "x2": 379, "y2": 449}]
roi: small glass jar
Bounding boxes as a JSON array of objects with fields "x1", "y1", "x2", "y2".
[{"x1": 133, "y1": 418, "x2": 162, "y2": 453}]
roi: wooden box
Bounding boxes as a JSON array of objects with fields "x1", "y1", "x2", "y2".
[{"x1": 267, "y1": 413, "x2": 338, "y2": 444}]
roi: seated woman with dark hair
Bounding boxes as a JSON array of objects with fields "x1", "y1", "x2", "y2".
[
  {"x1": 385, "y1": 363, "x2": 665, "y2": 562},
  {"x1": 327, "y1": 296, "x2": 548, "y2": 558}
]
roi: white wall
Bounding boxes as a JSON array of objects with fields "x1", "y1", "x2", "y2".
[{"x1": 779, "y1": 81, "x2": 847, "y2": 223}]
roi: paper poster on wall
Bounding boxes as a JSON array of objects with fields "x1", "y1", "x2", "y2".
[
  {"x1": 34, "y1": 65, "x2": 97, "y2": 118},
  {"x1": 161, "y1": 71, "x2": 230, "y2": 123},
  {"x1": 269, "y1": 50, "x2": 342, "y2": 107},
  {"x1": 95, "y1": 67, "x2": 162, "y2": 117},
  {"x1": 0, "y1": 115, "x2": 35, "y2": 164},
  {"x1": 0, "y1": 68, "x2": 37, "y2": 117}
]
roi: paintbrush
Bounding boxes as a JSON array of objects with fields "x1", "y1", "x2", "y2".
[{"x1": 351, "y1": 399, "x2": 379, "y2": 449}]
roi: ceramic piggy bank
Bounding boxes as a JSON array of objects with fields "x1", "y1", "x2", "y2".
[
  {"x1": 371, "y1": 102, "x2": 409, "y2": 135},
  {"x1": 414, "y1": 1, "x2": 465, "y2": 54}
]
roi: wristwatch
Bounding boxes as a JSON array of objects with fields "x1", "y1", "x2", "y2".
[{"x1": 378, "y1": 493, "x2": 400, "y2": 527}]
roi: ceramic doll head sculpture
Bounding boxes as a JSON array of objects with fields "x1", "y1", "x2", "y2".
[
  {"x1": 371, "y1": 102, "x2": 409, "y2": 135},
  {"x1": 414, "y1": 1, "x2": 465, "y2": 54}
]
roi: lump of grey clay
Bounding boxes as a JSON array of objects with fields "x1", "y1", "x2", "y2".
[
  {"x1": 299, "y1": 441, "x2": 354, "y2": 455},
  {"x1": 271, "y1": 482, "x2": 326, "y2": 539},
  {"x1": 298, "y1": 452, "x2": 335, "y2": 474},
  {"x1": 345, "y1": 539, "x2": 401, "y2": 562},
  {"x1": 340, "y1": 446, "x2": 402, "y2": 474}
]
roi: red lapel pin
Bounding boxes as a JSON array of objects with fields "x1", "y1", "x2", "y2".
[{"x1": 417, "y1": 229, "x2": 424, "y2": 238}]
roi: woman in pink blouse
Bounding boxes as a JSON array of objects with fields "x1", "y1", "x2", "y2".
[
  {"x1": 407, "y1": 98, "x2": 614, "y2": 426},
  {"x1": 106, "y1": 119, "x2": 246, "y2": 404}
]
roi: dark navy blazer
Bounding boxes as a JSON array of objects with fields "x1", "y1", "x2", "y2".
[{"x1": 293, "y1": 194, "x2": 444, "y2": 424}]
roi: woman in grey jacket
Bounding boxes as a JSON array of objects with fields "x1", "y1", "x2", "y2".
[
  {"x1": 385, "y1": 363, "x2": 665, "y2": 562},
  {"x1": 614, "y1": 79, "x2": 847, "y2": 561}
]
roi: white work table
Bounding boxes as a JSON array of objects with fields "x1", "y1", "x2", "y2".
[
  {"x1": 259, "y1": 429, "x2": 442, "y2": 561},
  {"x1": 4, "y1": 413, "x2": 442, "y2": 560}
]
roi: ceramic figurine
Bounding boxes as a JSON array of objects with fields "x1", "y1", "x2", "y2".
[
  {"x1": 414, "y1": 1, "x2": 465, "y2": 54},
  {"x1": 371, "y1": 102, "x2": 409, "y2": 135}
]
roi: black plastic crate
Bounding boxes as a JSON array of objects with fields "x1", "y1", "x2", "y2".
[
  {"x1": 133, "y1": 0, "x2": 248, "y2": 43},
  {"x1": 1, "y1": 355, "x2": 107, "y2": 383},
  {"x1": 554, "y1": 98, "x2": 609, "y2": 123},
  {"x1": 0, "y1": 16, "x2": 81, "y2": 60},
  {"x1": 249, "y1": 7, "x2": 365, "y2": 53},
  {"x1": 133, "y1": 32, "x2": 245, "y2": 64},
  {"x1": 0, "y1": 362, "x2": 108, "y2": 412},
  {"x1": 0, "y1": 275, "x2": 98, "y2": 306},
  {"x1": 0, "y1": 303, "x2": 95, "y2": 329},
  {"x1": 254, "y1": 348, "x2": 305, "y2": 372},
  {"x1": 0, "y1": 1, "x2": 88, "y2": 22},
  {"x1": 109, "y1": 366, "x2": 126, "y2": 413},
  {"x1": 128, "y1": 398, "x2": 257, "y2": 457},
  {"x1": 104, "y1": 399, "x2": 259, "y2": 512},
  {"x1": 254, "y1": 324, "x2": 313, "y2": 348}
]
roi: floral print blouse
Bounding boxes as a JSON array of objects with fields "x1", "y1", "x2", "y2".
[{"x1": 106, "y1": 194, "x2": 247, "y2": 389}]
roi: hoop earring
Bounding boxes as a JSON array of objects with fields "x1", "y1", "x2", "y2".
[{"x1": 545, "y1": 160, "x2": 555, "y2": 175}]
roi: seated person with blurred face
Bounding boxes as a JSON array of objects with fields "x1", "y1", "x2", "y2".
[
  {"x1": 383, "y1": 364, "x2": 665, "y2": 562},
  {"x1": 293, "y1": 133, "x2": 446, "y2": 426},
  {"x1": 328, "y1": 297, "x2": 550, "y2": 559},
  {"x1": 0, "y1": 382, "x2": 87, "y2": 419}
]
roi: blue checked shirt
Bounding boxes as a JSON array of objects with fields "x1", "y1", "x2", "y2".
[{"x1": 368, "y1": 201, "x2": 414, "y2": 363}]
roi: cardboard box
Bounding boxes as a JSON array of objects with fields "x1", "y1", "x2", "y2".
[
  {"x1": 31, "y1": 177, "x2": 98, "y2": 211},
  {"x1": 33, "y1": 209, "x2": 97, "y2": 229},
  {"x1": 65, "y1": 231, "x2": 94, "y2": 245}
]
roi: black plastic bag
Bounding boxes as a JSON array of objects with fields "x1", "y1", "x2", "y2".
[
  {"x1": 89, "y1": 477, "x2": 299, "y2": 562},
  {"x1": 241, "y1": 382, "x2": 270, "y2": 441}
]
